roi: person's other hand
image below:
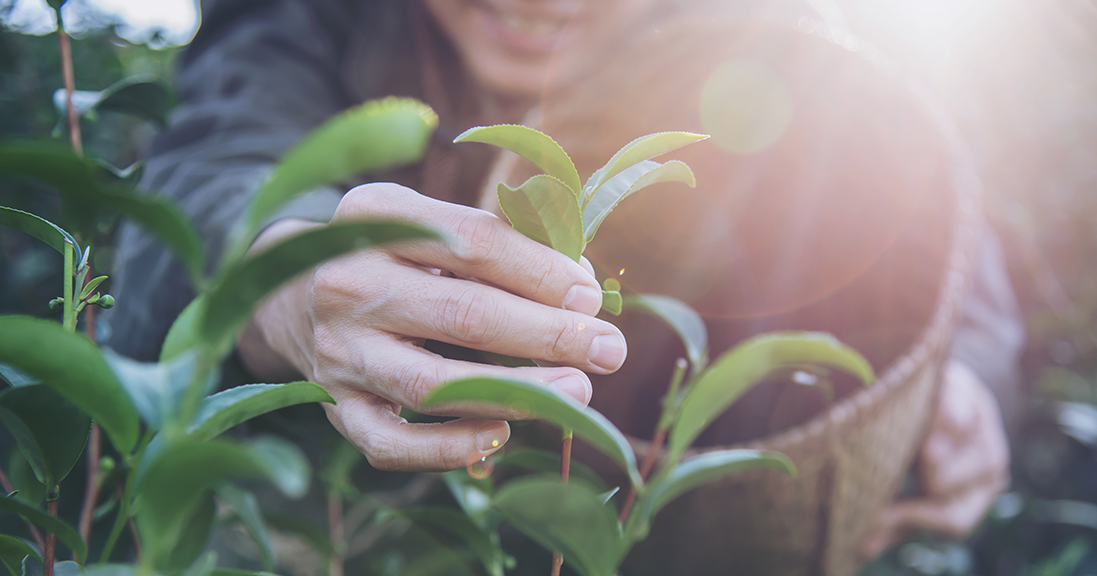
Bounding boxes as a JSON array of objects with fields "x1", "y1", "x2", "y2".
[
  {"x1": 862, "y1": 359, "x2": 1010, "y2": 557},
  {"x1": 237, "y1": 183, "x2": 627, "y2": 472}
]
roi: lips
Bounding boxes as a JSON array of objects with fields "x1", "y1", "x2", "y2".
[{"x1": 471, "y1": 0, "x2": 579, "y2": 53}]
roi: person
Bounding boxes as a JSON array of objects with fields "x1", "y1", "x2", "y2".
[{"x1": 106, "y1": 0, "x2": 1020, "y2": 568}]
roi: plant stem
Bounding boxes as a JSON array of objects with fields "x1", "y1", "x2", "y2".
[
  {"x1": 328, "y1": 489, "x2": 345, "y2": 576},
  {"x1": 76, "y1": 423, "x2": 100, "y2": 546},
  {"x1": 62, "y1": 243, "x2": 75, "y2": 332},
  {"x1": 550, "y1": 430, "x2": 573, "y2": 576},
  {"x1": 44, "y1": 490, "x2": 58, "y2": 576},
  {"x1": 0, "y1": 466, "x2": 45, "y2": 550},
  {"x1": 57, "y1": 27, "x2": 83, "y2": 157}
]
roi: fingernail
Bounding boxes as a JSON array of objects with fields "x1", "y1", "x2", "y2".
[
  {"x1": 476, "y1": 423, "x2": 508, "y2": 453},
  {"x1": 563, "y1": 284, "x2": 601, "y2": 316},
  {"x1": 550, "y1": 374, "x2": 591, "y2": 405},
  {"x1": 588, "y1": 334, "x2": 627, "y2": 372}
]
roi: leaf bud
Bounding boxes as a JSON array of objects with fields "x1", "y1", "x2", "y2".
[
  {"x1": 48, "y1": 297, "x2": 65, "y2": 311},
  {"x1": 96, "y1": 294, "x2": 115, "y2": 309}
]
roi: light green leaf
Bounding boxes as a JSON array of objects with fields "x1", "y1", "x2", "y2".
[
  {"x1": 135, "y1": 439, "x2": 268, "y2": 567},
  {"x1": 493, "y1": 448, "x2": 607, "y2": 492},
  {"x1": 53, "y1": 76, "x2": 172, "y2": 125},
  {"x1": 454, "y1": 125, "x2": 582, "y2": 198},
  {"x1": 159, "y1": 296, "x2": 205, "y2": 362},
  {"x1": 0, "y1": 385, "x2": 90, "y2": 486},
  {"x1": 189, "y1": 382, "x2": 334, "y2": 441},
  {"x1": 102, "y1": 349, "x2": 209, "y2": 429},
  {"x1": 21, "y1": 558, "x2": 82, "y2": 576},
  {"x1": 235, "y1": 97, "x2": 437, "y2": 254},
  {"x1": 496, "y1": 175, "x2": 583, "y2": 262},
  {"x1": 243, "y1": 435, "x2": 311, "y2": 499},
  {"x1": 637, "y1": 449, "x2": 794, "y2": 527},
  {"x1": 668, "y1": 332, "x2": 873, "y2": 462},
  {"x1": 601, "y1": 290, "x2": 622, "y2": 316},
  {"x1": 493, "y1": 478, "x2": 622, "y2": 576},
  {"x1": 216, "y1": 485, "x2": 274, "y2": 571},
  {"x1": 160, "y1": 494, "x2": 216, "y2": 573},
  {"x1": 0, "y1": 144, "x2": 205, "y2": 284},
  {"x1": 623, "y1": 294, "x2": 708, "y2": 373},
  {"x1": 582, "y1": 160, "x2": 695, "y2": 243},
  {"x1": 583, "y1": 132, "x2": 708, "y2": 201},
  {"x1": 0, "y1": 496, "x2": 86, "y2": 563},
  {"x1": 202, "y1": 221, "x2": 439, "y2": 356},
  {"x1": 421, "y1": 378, "x2": 640, "y2": 486},
  {"x1": 402, "y1": 508, "x2": 507, "y2": 576},
  {"x1": 0, "y1": 206, "x2": 77, "y2": 256},
  {"x1": 597, "y1": 487, "x2": 620, "y2": 505},
  {"x1": 0, "y1": 535, "x2": 39, "y2": 576},
  {"x1": 0, "y1": 316, "x2": 139, "y2": 454},
  {"x1": 79, "y1": 276, "x2": 108, "y2": 301}
]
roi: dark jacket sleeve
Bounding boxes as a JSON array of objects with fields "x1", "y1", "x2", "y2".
[{"x1": 106, "y1": 0, "x2": 357, "y2": 361}]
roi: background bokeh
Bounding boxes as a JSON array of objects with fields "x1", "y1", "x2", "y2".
[{"x1": 0, "y1": 0, "x2": 1095, "y2": 574}]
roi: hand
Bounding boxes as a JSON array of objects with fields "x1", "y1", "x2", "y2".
[
  {"x1": 862, "y1": 359, "x2": 1010, "y2": 557},
  {"x1": 237, "y1": 183, "x2": 627, "y2": 472}
]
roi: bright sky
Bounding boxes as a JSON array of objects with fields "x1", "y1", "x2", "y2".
[{"x1": 3, "y1": 0, "x2": 199, "y2": 45}]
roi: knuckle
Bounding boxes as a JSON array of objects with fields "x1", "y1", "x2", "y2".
[
  {"x1": 394, "y1": 359, "x2": 446, "y2": 410},
  {"x1": 546, "y1": 317, "x2": 584, "y2": 363},
  {"x1": 436, "y1": 287, "x2": 504, "y2": 345},
  {"x1": 452, "y1": 210, "x2": 504, "y2": 266},
  {"x1": 360, "y1": 430, "x2": 402, "y2": 471}
]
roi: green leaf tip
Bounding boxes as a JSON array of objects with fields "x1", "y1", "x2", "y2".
[
  {"x1": 455, "y1": 124, "x2": 582, "y2": 197},
  {"x1": 496, "y1": 174, "x2": 584, "y2": 262}
]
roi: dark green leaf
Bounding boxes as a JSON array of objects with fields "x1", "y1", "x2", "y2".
[
  {"x1": 421, "y1": 378, "x2": 640, "y2": 486},
  {"x1": 0, "y1": 496, "x2": 86, "y2": 563},
  {"x1": 582, "y1": 132, "x2": 707, "y2": 200},
  {"x1": 600, "y1": 290, "x2": 622, "y2": 316},
  {"x1": 454, "y1": 125, "x2": 582, "y2": 197},
  {"x1": 638, "y1": 449, "x2": 794, "y2": 526},
  {"x1": 235, "y1": 97, "x2": 437, "y2": 254},
  {"x1": 402, "y1": 508, "x2": 506, "y2": 576},
  {"x1": 493, "y1": 448, "x2": 607, "y2": 492},
  {"x1": 0, "y1": 385, "x2": 90, "y2": 486},
  {"x1": 0, "y1": 535, "x2": 39, "y2": 576},
  {"x1": 0, "y1": 144, "x2": 204, "y2": 284},
  {"x1": 20, "y1": 558, "x2": 81, "y2": 576},
  {"x1": 159, "y1": 494, "x2": 216, "y2": 573},
  {"x1": 0, "y1": 363, "x2": 38, "y2": 388},
  {"x1": 493, "y1": 478, "x2": 621, "y2": 576},
  {"x1": 189, "y1": 382, "x2": 334, "y2": 441},
  {"x1": 0, "y1": 316, "x2": 138, "y2": 454},
  {"x1": 136, "y1": 439, "x2": 268, "y2": 567},
  {"x1": 53, "y1": 76, "x2": 172, "y2": 124},
  {"x1": 623, "y1": 294, "x2": 708, "y2": 372},
  {"x1": 202, "y1": 221, "x2": 439, "y2": 355},
  {"x1": 216, "y1": 485, "x2": 274, "y2": 571},
  {"x1": 180, "y1": 551, "x2": 218, "y2": 576},
  {"x1": 0, "y1": 206, "x2": 76, "y2": 256},
  {"x1": 8, "y1": 451, "x2": 44, "y2": 506},
  {"x1": 496, "y1": 175, "x2": 583, "y2": 262},
  {"x1": 668, "y1": 332, "x2": 874, "y2": 462},
  {"x1": 159, "y1": 296, "x2": 205, "y2": 362},
  {"x1": 243, "y1": 435, "x2": 311, "y2": 499},
  {"x1": 583, "y1": 160, "x2": 695, "y2": 243},
  {"x1": 102, "y1": 349, "x2": 207, "y2": 429}
]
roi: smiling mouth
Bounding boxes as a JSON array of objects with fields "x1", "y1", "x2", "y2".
[{"x1": 472, "y1": 0, "x2": 576, "y2": 45}]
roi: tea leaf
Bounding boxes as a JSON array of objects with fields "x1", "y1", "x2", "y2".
[
  {"x1": 53, "y1": 75, "x2": 172, "y2": 125},
  {"x1": 623, "y1": 294, "x2": 708, "y2": 373},
  {"x1": 441, "y1": 470, "x2": 496, "y2": 529},
  {"x1": 202, "y1": 220, "x2": 439, "y2": 354},
  {"x1": 667, "y1": 332, "x2": 874, "y2": 462},
  {"x1": 216, "y1": 485, "x2": 274, "y2": 571},
  {"x1": 402, "y1": 507, "x2": 507, "y2": 576},
  {"x1": 493, "y1": 447, "x2": 608, "y2": 492},
  {"x1": 79, "y1": 276, "x2": 109, "y2": 301},
  {"x1": 0, "y1": 363, "x2": 39, "y2": 388},
  {"x1": 421, "y1": 377, "x2": 640, "y2": 486},
  {"x1": 493, "y1": 478, "x2": 622, "y2": 576},
  {"x1": 455, "y1": 125, "x2": 582, "y2": 198},
  {"x1": 102, "y1": 349, "x2": 208, "y2": 429},
  {"x1": 496, "y1": 175, "x2": 583, "y2": 262},
  {"x1": 189, "y1": 382, "x2": 334, "y2": 441},
  {"x1": 180, "y1": 551, "x2": 218, "y2": 576},
  {"x1": 0, "y1": 534, "x2": 39, "y2": 576},
  {"x1": 0, "y1": 144, "x2": 205, "y2": 284},
  {"x1": 210, "y1": 571, "x2": 280, "y2": 576},
  {"x1": 601, "y1": 290, "x2": 622, "y2": 316},
  {"x1": 0, "y1": 385, "x2": 90, "y2": 486},
  {"x1": 236, "y1": 97, "x2": 437, "y2": 255},
  {"x1": 8, "y1": 451, "x2": 44, "y2": 506},
  {"x1": 0, "y1": 316, "x2": 139, "y2": 454},
  {"x1": 0, "y1": 206, "x2": 77, "y2": 256},
  {"x1": 0, "y1": 495, "x2": 86, "y2": 563},
  {"x1": 158, "y1": 494, "x2": 216, "y2": 573},
  {"x1": 159, "y1": 296, "x2": 205, "y2": 362},
  {"x1": 638, "y1": 449, "x2": 794, "y2": 526},
  {"x1": 583, "y1": 160, "x2": 695, "y2": 243},
  {"x1": 583, "y1": 132, "x2": 708, "y2": 200},
  {"x1": 136, "y1": 439, "x2": 268, "y2": 567},
  {"x1": 243, "y1": 435, "x2": 311, "y2": 499}
]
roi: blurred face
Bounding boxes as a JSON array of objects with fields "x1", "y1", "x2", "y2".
[{"x1": 422, "y1": 0, "x2": 658, "y2": 97}]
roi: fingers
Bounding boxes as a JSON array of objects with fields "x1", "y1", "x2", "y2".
[
  {"x1": 323, "y1": 389, "x2": 510, "y2": 472},
  {"x1": 333, "y1": 183, "x2": 603, "y2": 316},
  {"x1": 314, "y1": 335, "x2": 594, "y2": 418},
  {"x1": 862, "y1": 482, "x2": 1002, "y2": 558},
  {"x1": 364, "y1": 269, "x2": 626, "y2": 374}
]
